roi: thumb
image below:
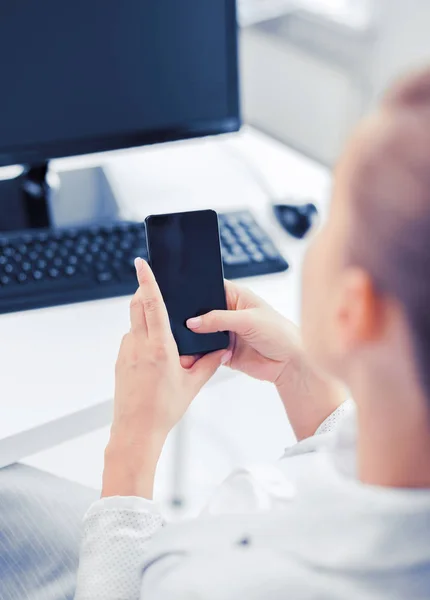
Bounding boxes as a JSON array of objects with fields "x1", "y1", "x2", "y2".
[
  {"x1": 187, "y1": 309, "x2": 255, "y2": 336},
  {"x1": 187, "y1": 349, "x2": 232, "y2": 393}
]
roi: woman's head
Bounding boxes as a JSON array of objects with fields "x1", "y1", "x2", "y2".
[{"x1": 302, "y1": 67, "x2": 430, "y2": 401}]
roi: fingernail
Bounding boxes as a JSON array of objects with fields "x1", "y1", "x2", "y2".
[
  {"x1": 221, "y1": 351, "x2": 232, "y2": 365},
  {"x1": 187, "y1": 317, "x2": 202, "y2": 329},
  {"x1": 134, "y1": 257, "x2": 144, "y2": 274}
]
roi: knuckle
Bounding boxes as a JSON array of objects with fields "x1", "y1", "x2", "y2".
[
  {"x1": 152, "y1": 342, "x2": 169, "y2": 362},
  {"x1": 204, "y1": 311, "x2": 214, "y2": 323},
  {"x1": 130, "y1": 294, "x2": 141, "y2": 310},
  {"x1": 206, "y1": 311, "x2": 219, "y2": 329},
  {"x1": 144, "y1": 296, "x2": 159, "y2": 313},
  {"x1": 115, "y1": 333, "x2": 139, "y2": 373}
]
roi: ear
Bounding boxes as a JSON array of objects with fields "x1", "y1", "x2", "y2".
[{"x1": 333, "y1": 267, "x2": 381, "y2": 354}]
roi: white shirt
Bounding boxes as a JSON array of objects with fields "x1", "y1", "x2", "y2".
[{"x1": 74, "y1": 400, "x2": 430, "y2": 599}]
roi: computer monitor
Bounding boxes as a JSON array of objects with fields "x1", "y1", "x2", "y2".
[{"x1": 0, "y1": 0, "x2": 240, "y2": 230}]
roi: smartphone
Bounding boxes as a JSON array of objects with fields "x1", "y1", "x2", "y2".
[{"x1": 145, "y1": 210, "x2": 229, "y2": 356}]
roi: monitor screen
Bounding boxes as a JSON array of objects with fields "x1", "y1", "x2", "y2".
[{"x1": 0, "y1": 0, "x2": 239, "y2": 167}]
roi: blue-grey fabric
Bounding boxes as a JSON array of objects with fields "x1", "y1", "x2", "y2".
[{"x1": 0, "y1": 464, "x2": 97, "y2": 600}]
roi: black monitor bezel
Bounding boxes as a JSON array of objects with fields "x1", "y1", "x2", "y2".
[{"x1": 0, "y1": 0, "x2": 240, "y2": 168}]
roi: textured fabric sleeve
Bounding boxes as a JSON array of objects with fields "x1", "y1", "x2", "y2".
[
  {"x1": 281, "y1": 398, "x2": 356, "y2": 459},
  {"x1": 314, "y1": 398, "x2": 354, "y2": 435},
  {"x1": 74, "y1": 496, "x2": 164, "y2": 600}
]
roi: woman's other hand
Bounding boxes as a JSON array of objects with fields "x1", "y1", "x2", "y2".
[
  {"x1": 187, "y1": 281, "x2": 302, "y2": 385},
  {"x1": 187, "y1": 281, "x2": 346, "y2": 439}
]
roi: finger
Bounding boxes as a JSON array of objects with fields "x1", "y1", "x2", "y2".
[
  {"x1": 134, "y1": 258, "x2": 170, "y2": 337},
  {"x1": 188, "y1": 349, "x2": 232, "y2": 393},
  {"x1": 187, "y1": 309, "x2": 255, "y2": 336},
  {"x1": 129, "y1": 289, "x2": 147, "y2": 333},
  {"x1": 180, "y1": 355, "x2": 201, "y2": 369},
  {"x1": 224, "y1": 279, "x2": 265, "y2": 309}
]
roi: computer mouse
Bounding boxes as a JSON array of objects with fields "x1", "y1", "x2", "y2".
[{"x1": 273, "y1": 202, "x2": 318, "y2": 239}]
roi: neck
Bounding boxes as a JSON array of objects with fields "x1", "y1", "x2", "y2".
[{"x1": 352, "y1": 371, "x2": 430, "y2": 488}]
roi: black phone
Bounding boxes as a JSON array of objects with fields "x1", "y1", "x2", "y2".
[{"x1": 145, "y1": 209, "x2": 229, "y2": 356}]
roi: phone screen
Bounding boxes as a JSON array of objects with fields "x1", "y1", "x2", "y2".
[{"x1": 145, "y1": 210, "x2": 229, "y2": 356}]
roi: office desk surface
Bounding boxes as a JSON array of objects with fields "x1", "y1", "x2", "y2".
[{"x1": 0, "y1": 126, "x2": 330, "y2": 468}]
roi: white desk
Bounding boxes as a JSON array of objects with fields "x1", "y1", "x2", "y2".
[{"x1": 0, "y1": 126, "x2": 330, "y2": 471}]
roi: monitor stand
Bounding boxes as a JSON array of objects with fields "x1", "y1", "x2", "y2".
[{"x1": 0, "y1": 161, "x2": 120, "y2": 233}]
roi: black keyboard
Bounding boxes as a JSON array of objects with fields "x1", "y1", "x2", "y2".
[{"x1": 0, "y1": 210, "x2": 288, "y2": 314}]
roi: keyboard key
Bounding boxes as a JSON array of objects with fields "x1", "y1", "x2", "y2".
[
  {"x1": 36, "y1": 259, "x2": 47, "y2": 270},
  {"x1": 17, "y1": 273, "x2": 28, "y2": 283},
  {"x1": 68, "y1": 255, "x2": 78, "y2": 265},
  {"x1": 4, "y1": 264, "x2": 14, "y2": 274},
  {"x1": 0, "y1": 275, "x2": 11, "y2": 285},
  {"x1": 65, "y1": 265, "x2": 76, "y2": 276},
  {"x1": 97, "y1": 272, "x2": 113, "y2": 283},
  {"x1": 240, "y1": 212, "x2": 255, "y2": 226},
  {"x1": 261, "y1": 242, "x2": 279, "y2": 259},
  {"x1": 22, "y1": 262, "x2": 32, "y2": 272},
  {"x1": 49, "y1": 268, "x2": 60, "y2": 278},
  {"x1": 225, "y1": 214, "x2": 240, "y2": 227},
  {"x1": 238, "y1": 234, "x2": 251, "y2": 246},
  {"x1": 223, "y1": 253, "x2": 250, "y2": 265},
  {"x1": 53, "y1": 257, "x2": 63, "y2": 267},
  {"x1": 133, "y1": 247, "x2": 148, "y2": 259},
  {"x1": 244, "y1": 242, "x2": 258, "y2": 253},
  {"x1": 33, "y1": 270, "x2": 43, "y2": 281},
  {"x1": 251, "y1": 252, "x2": 265, "y2": 263},
  {"x1": 248, "y1": 226, "x2": 266, "y2": 241},
  {"x1": 0, "y1": 256, "x2": 7, "y2": 265},
  {"x1": 77, "y1": 235, "x2": 89, "y2": 246},
  {"x1": 230, "y1": 244, "x2": 243, "y2": 255}
]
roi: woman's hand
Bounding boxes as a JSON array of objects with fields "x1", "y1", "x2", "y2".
[
  {"x1": 187, "y1": 281, "x2": 346, "y2": 440},
  {"x1": 102, "y1": 258, "x2": 231, "y2": 499},
  {"x1": 187, "y1": 281, "x2": 302, "y2": 385}
]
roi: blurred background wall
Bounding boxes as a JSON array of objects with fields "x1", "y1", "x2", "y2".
[{"x1": 240, "y1": 0, "x2": 430, "y2": 166}]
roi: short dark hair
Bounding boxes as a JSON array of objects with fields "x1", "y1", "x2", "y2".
[{"x1": 348, "y1": 67, "x2": 430, "y2": 397}]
